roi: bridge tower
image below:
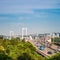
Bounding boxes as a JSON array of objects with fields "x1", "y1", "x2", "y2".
[
  {"x1": 10, "y1": 31, "x2": 14, "y2": 40},
  {"x1": 22, "y1": 28, "x2": 27, "y2": 39}
]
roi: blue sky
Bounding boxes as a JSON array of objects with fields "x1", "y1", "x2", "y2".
[{"x1": 0, "y1": 0, "x2": 60, "y2": 35}]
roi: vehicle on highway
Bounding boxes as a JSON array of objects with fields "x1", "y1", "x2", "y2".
[
  {"x1": 39, "y1": 46, "x2": 45, "y2": 50},
  {"x1": 47, "y1": 51, "x2": 52, "y2": 54}
]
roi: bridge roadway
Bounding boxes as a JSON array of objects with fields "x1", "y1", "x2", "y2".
[
  {"x1": 36, "y1": 49, "x2": 50, "y2": 58},
  {"x1": 28, "y1": 39, "x2": 56, "y2": 58}
]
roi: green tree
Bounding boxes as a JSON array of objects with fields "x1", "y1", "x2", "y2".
[
  {"x1": 52, "y1": 37, "x2": 60, "y2": 45},
  {"x1": 0, "y1": 50, "x2": 12, "y2": 60},
  {"x1": 48, "y1": 53, "x2": 60, "y2": 60},
  {"x1": 17, "y1": 52, "x2": 34, "y2": 60}
]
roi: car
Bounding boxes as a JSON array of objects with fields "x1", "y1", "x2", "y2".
[
  {"x1": 54, "y1": 50, "x2": 58, "y2": 53},
  {"x1": 39, "y1": 46, "x2": 45, "y2": 50},
  {"x1": 47, "y1": 51, "x2": 52, "y2": 54},
  {"x1": 57, "y1": 48, "x2": 60, "y2": 52}
]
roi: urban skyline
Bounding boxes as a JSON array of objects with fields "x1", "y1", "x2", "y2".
[{"x1": 0, "y1": 0, "x2": 60, "y2": 35}]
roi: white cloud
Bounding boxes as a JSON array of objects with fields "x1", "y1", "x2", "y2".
[{"x1": 0, "y1": 0, "x2": 60, "y2": 14}]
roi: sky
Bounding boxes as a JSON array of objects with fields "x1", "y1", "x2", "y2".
[{"x1": 0, "y1": 0, "x2": 60, "y2": 35}]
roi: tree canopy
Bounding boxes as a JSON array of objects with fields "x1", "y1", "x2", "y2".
[{"x1": 0, "y1": 37, "x2": 60, "y2": 60}]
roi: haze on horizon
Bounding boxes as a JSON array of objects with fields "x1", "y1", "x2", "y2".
[{"x1": 0, "y1": 0, "x2": 60, "y2": 35}]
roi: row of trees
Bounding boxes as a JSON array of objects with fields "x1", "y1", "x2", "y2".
[
  {"x1": 51, "y1": 37, "x2": 60, "y2": 45},
  {"x1": 0, "y1": 38, "x2": 46, "y2": 60}
]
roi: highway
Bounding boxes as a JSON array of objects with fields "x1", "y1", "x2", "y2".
[{"x1": 28, "y1": 39, "x2": 60, "y2": 58}]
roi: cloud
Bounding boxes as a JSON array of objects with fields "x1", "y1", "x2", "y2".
[{"x1": 0, "y1": 0, "x2": 60, "y2": 14}]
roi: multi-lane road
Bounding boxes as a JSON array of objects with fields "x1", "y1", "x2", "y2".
[{"x1": 29, "y1": 39, "x2": 60, "y2": 58}]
